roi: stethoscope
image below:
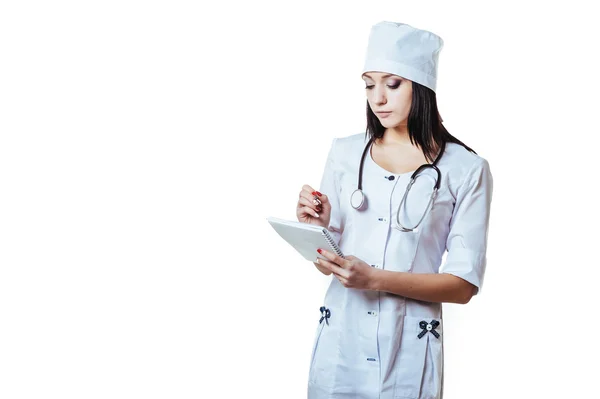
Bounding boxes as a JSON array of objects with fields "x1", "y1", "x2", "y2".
[{"x1": 350, "y1": 138, "x2": 446, "y2": 232}]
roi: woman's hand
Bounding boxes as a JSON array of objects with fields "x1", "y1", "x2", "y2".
[
  {"x1": 296, "y1": 184, "x2": 331, "y2": 229},
  {"x1": 315, "y1": 249, "x2": 378, "y2": 290}
]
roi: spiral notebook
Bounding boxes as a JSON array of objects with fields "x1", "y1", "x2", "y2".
[{"x1": 266, "y1": 216, "x2": 345, "y2": 262}]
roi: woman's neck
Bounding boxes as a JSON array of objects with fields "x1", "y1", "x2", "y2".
[
  {"x1": 376, "y1": 127, "x2": 441, "y2": 159},
  {"x1": 378, "y1": 127, "x2": 412, "y2": 146}
]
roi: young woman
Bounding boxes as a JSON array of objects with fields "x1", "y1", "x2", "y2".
[{"x1": 296, "y1": 21, "x2": 494, "y2": 399}]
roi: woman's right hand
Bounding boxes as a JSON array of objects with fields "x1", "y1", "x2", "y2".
[{"x1": 296, "y1": 184, "x2": 331, "y2": 229}]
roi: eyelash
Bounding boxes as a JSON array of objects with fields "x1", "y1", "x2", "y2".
[{"x1": 365, "y1": 83, "x2": 401, "y2": 90}]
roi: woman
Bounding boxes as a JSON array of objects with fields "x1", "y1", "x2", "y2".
[{"x1": 296, "y1": 22, "x2": 493, "y2": 399}]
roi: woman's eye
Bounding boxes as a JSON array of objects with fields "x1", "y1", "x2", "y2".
[{"x1": 364, "y1": 83, "x2": 400, "y2": 90}]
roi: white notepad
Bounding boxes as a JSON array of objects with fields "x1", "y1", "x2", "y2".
[{"x1": 266, "y1": 216, "x2": 345, "y2": 262}]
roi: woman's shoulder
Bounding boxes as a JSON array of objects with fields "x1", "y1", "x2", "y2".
[
  {"x1": 442, "y1": 142, "x2": 492, "y2": 196},
  {"x1": 443, "y1": 142, "x2": 491, "y2": 175},
  {"x1": 326, "y1": 133, "x2": 370, "y2": 162},
  {"x1": 332, "y1": 132, "x2": 369, "y2": 154},
  {"x1": 331, "y1": 132, "x2": 370, "y2": 149}
]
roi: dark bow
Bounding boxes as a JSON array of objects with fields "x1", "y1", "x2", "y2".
[
  {"x1": 319, "y1": 306, "x2": 331, "y2": 325},
  {"x1": 418, "y1": 320, "x2": 440, "y2": 339}
]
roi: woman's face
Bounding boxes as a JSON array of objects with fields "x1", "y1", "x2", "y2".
[{"x1": 362, "y1": 72, "x2": 413, "y2": 129}]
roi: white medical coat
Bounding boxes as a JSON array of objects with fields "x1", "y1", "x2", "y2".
[{"x1": 307, "y1": 133, "x2": 493, "y2": 399}]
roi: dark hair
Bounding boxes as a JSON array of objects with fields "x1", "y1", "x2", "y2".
[{"x1": 366, "y1": 81, "x2": 476, "y2": 162}]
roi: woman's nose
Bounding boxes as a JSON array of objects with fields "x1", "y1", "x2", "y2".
[{"x1": 373, "y1": 86, "x2": 386, "y2": 104}]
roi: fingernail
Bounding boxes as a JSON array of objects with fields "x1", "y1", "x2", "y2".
[
  {"x1": 314, "y1": 212, "x2": 319, "y2": 217},
  {"x1": 311, "y1": 191, "x2": 317, "y2": 195},
  {"x1": 316, "y1": 191, "x2": 322, "y2": 197},
  {"x1": 317, "y1": 249, "x2": 322, "y2": 254}
]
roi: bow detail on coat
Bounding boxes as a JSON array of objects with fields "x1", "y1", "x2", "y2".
[
  {"x1": 418, "y1": 320, "x2": 440, "y2": 339},
  {"x1": 319, "y1": 306, "x2": 331, "y2": 325}
]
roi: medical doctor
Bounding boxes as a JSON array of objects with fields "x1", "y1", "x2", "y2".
[{"x1": 295, "y1": 21, "x2": 494, "y2": 399}]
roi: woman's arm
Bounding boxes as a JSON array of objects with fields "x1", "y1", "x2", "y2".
[
  {"x1": 370, "y1": 270, "x2": 476, "y2": 304},
  {"x1": 371, "y1": 157, "x2": 493, "y2": 304},
  {"x1": 316, "y1": 251, "x2": 475, "y2": 303}
]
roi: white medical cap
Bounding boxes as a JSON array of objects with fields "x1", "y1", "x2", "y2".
[{"x1": 362, "y1": 21, "x2": 444, "y2": 92}]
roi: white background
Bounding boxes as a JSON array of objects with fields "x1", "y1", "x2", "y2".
[{"x1": 1, "y1": 1, "x2": 599, "y2": 398}]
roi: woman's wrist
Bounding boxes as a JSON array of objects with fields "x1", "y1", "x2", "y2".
[{"x1": 368, "y1": 267, "x2": 385, "y2": 291}]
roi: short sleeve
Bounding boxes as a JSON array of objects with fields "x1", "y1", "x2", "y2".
[
  {"x1": 439, "y1": 158, "x2": 494, "y2": 295},
  {"x1": 318, "y1": 138, "x2": 343, "y2": 245}
]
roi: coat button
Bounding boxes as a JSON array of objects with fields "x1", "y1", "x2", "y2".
[{"x1": 426, "y1": 324, "x2": 433, "y2": 331}]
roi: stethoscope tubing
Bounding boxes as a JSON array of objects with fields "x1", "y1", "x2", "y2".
[{"x1": 351, "y1": 138, "x2": 446, "y2": 232}]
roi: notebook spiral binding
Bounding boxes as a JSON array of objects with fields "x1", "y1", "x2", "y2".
[{"x1": 323, "y1": 229, "x2": 345, "y2": 258}]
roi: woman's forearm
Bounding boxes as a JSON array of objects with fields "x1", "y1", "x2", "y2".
[{"x1": 370, "y1": 269, "x2": 476, "y2": 304}]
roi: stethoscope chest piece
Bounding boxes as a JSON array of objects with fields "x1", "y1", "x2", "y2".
[{"x1": 350, "y1": 188, "x2": 367, "y2": 210}]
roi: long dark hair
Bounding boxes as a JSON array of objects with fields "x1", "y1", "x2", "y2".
[{"x1": 366, "y1": 81, "x2": 476, "y2": 163}]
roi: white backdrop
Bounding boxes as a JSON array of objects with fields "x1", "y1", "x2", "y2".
[{"x1": 1, "y1": 1, "x2": 599, "y2": 398}]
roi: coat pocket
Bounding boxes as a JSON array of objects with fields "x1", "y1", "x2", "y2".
[
  {"x1": 308, "y1": 320, "x2": 326, "y2": 378},
  {"x1": 419, "y1": 325, "x2": 444, "y2": 399},
  {"x1": 393, "y1": 316, "x2": 443, "y2": 399},
  {"x1": 308, "y1": 311, "x2": 339, "y2": 388}
]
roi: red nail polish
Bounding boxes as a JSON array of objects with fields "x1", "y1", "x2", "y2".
[
  {"x1": 312, "y1": 191, "x2": 316, "y2": 195},
  {"x1": 317, "y1": 249, "x2": 322, "y2": 254},
  {"x1": 316, "y1": 191, "x2": 322, "y2": 197}
]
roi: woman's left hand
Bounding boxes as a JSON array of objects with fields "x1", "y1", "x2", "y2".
[{"x1": 316, "y1": 248, "x2": 378, "y2": 290}]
